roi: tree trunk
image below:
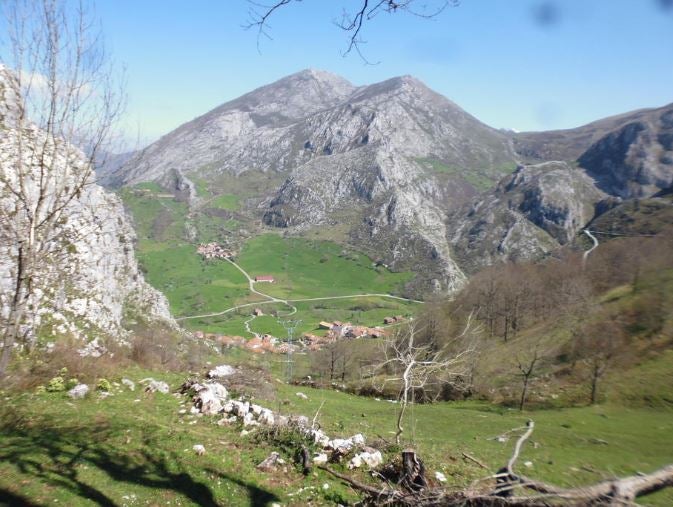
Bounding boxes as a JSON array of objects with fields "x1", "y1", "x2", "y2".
[
  {"x1": 0, "y1": 245, "x2": 30, "y2": 378},
  {"x1": 519, "y1": 376, "x2": 529, "y2": 411},
  {"x1": 590, "y1": 363, "x2": 601, "y2": 405},
  {"x1": 396, "y1": 365, "x2": 413, "y2": 444}
]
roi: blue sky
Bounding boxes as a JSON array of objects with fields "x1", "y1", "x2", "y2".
[{"x1": 94, "y1": 0, "x2": 673, "y2": 144}]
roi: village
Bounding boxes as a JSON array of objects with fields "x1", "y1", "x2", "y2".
[
  {"x1": 196, "y1": 242, "x2": 236, "y2": 260},
  {"x1": 192, "y1": 242, "x2": 410, "y2": 354},
  {"x1": 193, "y1": 312, "x2": 408, "y2": 355}
]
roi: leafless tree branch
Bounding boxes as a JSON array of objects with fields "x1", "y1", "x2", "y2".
[{"x1": 243, "y1": 0, "x2": 456, "y2": 63}]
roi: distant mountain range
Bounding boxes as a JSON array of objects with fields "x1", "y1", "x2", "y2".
[{"x1": 104, "y1": 69, "x2": 673, "y2": 295}]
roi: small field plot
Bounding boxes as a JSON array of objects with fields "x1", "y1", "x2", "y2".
[
  {"x1": 237, "y1": 234, "x2": 413, "y2": 299},
  {"x1": 139, "y1": 245, "x2": 249, "y2": 317}
]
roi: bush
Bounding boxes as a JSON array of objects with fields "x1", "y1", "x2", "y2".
[
  {"x1": 96, "y1": 378, "x2": 111, "y2": 391},
  {"x1": 130, "y1": 327, "x2": 185, "y2": 370},
  {"x1": 66, "y1": 378, "x2": 79, "y2": 390},
  {"x1": 45, "y1": 376, "x2": 66, "y2": 392}
]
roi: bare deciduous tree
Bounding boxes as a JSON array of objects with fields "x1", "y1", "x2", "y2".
[
  {"x1": 575, "y1": 317, "x2": 625, "y2": 405},
  {"x1": 312, "y1": 339, "x2": 353, "y2": 383},
  {"x1": 515, "y1": 342, "x2": 543, "y2": 411},
  {"x1": 377, "y1": 314, "x2": 478, "y2": 444},
  {"x1": 0, "y1": 0, "x2": 124, "y2": 377}
]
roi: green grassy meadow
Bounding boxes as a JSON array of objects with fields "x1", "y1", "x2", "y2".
[
  {"x1": 120, "y1": 185, "x2": 417, "y2": 335},
  {"x1": 1, "y1": 361, "x2": 671, "y2": 506}
]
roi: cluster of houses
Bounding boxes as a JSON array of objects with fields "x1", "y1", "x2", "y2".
[
  {"x1": 193, "y1": 331, "x2": 299, "y2": 354},
  {"x1": 318, "y1": 321, "x2": 387, "y2": 340},
  {"x1": 196, "y1": 243, "x2": 235, "y2": 260},
  {"x1": 192, "y1": 318, "x2": 390, "y2": 355}
]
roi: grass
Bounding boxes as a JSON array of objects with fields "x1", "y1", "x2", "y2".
[
  {"x1": 140, "y1": 245, "x2": 250, "y2": 317},
  {"x1": 120, "y1": 184, "x2": 417, "y2": 335},
  {"x1": 181, "y1": 296, "x2": 418, "y2": 337},
  {"x1": 209, "y1": 194, "x2": 241, "y2": 211},
  {"x1": 0, "y1": 367, "x2": 353, "y2": 506},
  {"x1": 265, "y1": 383, "x2": 673, "y2": 505},
  {"x1": 120, "y1": 187, "x2": 188, "y2": 246},
  {"x1": 237, "y1": 234, "x2": 412, "y2": 300},
  {"x1": 415, "y1": 158, "x2": 517, "y2": 191},
  {"x1": 2, "y1": 361, "x2": 671, "y2": 506}
]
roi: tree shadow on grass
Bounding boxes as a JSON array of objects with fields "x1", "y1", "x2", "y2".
[{"x1": 0, "y1": 411, "x2": 279, "y2": 507}]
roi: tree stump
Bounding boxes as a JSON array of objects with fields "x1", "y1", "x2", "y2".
[{"x1": 400, "y1": 449, "x2": 427, "y2": 492}]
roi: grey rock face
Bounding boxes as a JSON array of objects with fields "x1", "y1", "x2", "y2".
[
  {"x1": 0, "y1": 65, "x2": 176, "y2": 344},
  {"x1": 578, "y1": 109, "x2": 673, "y2": 198},
  {"x1": 449, "y1": 162, "x2": 605, "y2": 273},
  {"x1": 110, "y1": 70, "x2": 517, "y2": 293}
]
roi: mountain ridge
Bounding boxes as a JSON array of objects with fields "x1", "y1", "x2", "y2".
[{"x1": 106, "y1": 69, "x2": 673, "y2": 294}]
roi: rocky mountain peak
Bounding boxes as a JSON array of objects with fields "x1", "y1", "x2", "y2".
[{"x1": 209, "y1": 68, "x2": 355, "y2": 126}]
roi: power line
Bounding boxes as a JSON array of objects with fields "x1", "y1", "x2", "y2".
[{"x1": 278, "y1": 318, "x2": 301, "y2": 383}]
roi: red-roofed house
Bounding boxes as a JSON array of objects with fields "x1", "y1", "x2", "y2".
[{"x1": 254, "y1": 275, "x2": 275, "y2": 283}]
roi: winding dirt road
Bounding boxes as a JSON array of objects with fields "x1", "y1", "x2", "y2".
[{"x1": 176, "y1": 259, "x2": 423, "y2": 327}]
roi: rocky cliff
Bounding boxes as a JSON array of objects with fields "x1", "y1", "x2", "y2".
[
  {"x1": 0, "y1": 65, "x2": 175, "y2": 345},
  {"x1": 449, "y1": 161, "x2": 605, "y2": 273}
]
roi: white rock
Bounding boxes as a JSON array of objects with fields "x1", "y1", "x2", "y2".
[
  {"x1": 193, "y1": 382, "x2": 228, "y2": 415},
  {"x1": 193, "y1": 444, "x2": 206, "y2": 456},
  {"x1": 207, "y1": 364, "x2": 236, "y2": 378},
  {"x1": 348, "y1": 450, "x2": 382, "y2": 469},
  {"x1": 243, "y1": 413, "x2": 259, "y2": 427},
  {"x1": 258, "y1": 409, "x2": 275, "y2": 426},
  {"x1": 121, "y1": 378, "x2": 135, "y2": 391},
  {"x1": 67, "y1": 384, "x2": 89, "y2": 399},
  {"x1": 291, "y1": 415, "x2": 309, "y2": 427},
  {"x1": 313, "y1": 453, "x2": 328, "y2": 465},
  {"x1": 142, "y1": 378, "x2": 169, "y2": 394},
  {"x1": 434, "y1": 471, "x2": 447, "y2": 483},
  {"x1": 77, "y1": 337, "x2": 107, "y2": 358},
  {"x1": 524, "y1": 461, "x2": 533, "y2": 468},
  {"x1": 295, "y1": 392, "x2": 308, "y2": 400}
]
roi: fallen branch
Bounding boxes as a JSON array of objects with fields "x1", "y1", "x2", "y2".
[
  {"x1": 319, "y1": 464, "x2": 401, "y2": 500},
  {"x1": 318, "y1": 424, "x2": 673, "y2": 506},
  {"x1": 311, "y1": 400, "x2": 325, "y2": 430},
  {"x1": 462, "y1": 451, "x2": 489, "y2": 470},
  {"x1": 507, "y1": 420, "x2": 534, "y2": 477}
]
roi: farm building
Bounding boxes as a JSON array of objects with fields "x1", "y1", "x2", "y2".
[{"x1": 254, "y1": 275, "x2": 275, "y2": 283}]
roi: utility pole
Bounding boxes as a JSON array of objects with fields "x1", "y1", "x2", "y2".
[{"x1": 278, "y1": 319, "x2": 301, "y2": 383}]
